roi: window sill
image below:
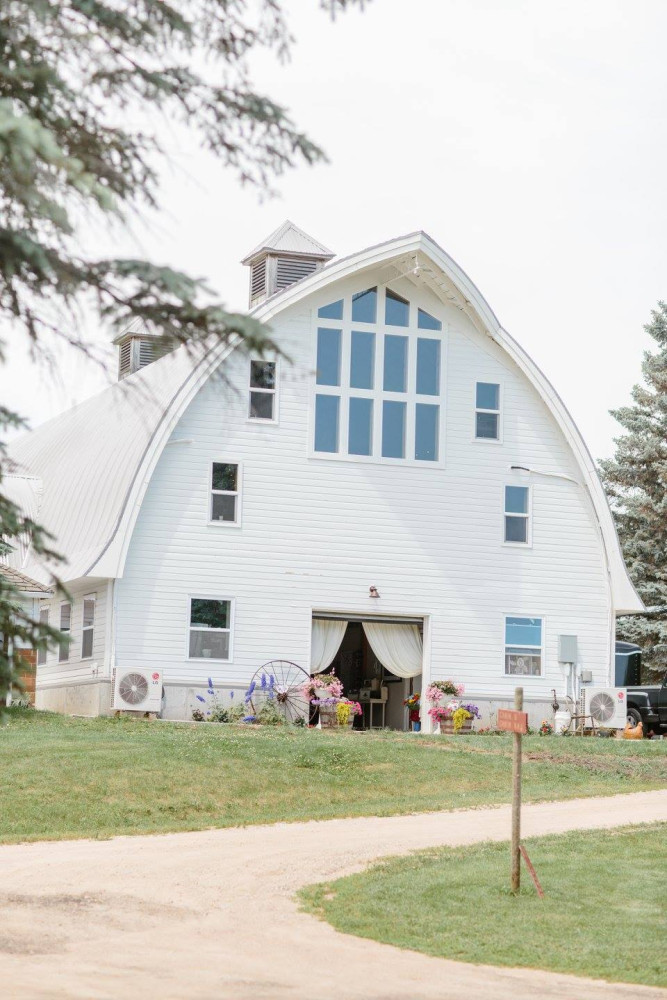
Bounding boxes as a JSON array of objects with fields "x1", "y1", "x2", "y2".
[
  {"x1": 246, "y1": 418, "x2": 278, "y2": 426},
  {"x1": 186, "y1": 657, "x2": 233, "y2": 664},
  {"x1": 207, "y1": 521, "x2": 242, "y2": 529},
  {"x1": 502, "y1": 541, "x2": 532, "y2": 549},
  {"x1": 472, "y1": 437, "x2": 502, "y2": 444}
]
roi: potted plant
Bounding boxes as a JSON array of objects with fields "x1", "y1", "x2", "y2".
[
  {"x1": 302, "y1": 672, "x2": 344, "y2": 727},
  {"x1": 336, "y1": 698, "x2": 362, "y2": 728},
  {"x1": 429, "y1": 700, "x2": 480, "y2": 734},
  {"x1": 404, "y1": 692, "x2": 421, "y2": 731}
]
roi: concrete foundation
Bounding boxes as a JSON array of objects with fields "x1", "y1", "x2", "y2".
[{"x1": 36, "y1": 680, "x2": 113, "y2": 717}]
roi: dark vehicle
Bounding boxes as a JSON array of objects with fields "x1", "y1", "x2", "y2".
[{"x1": 616, "y1": 641, "x2": 667, "y2": 737}]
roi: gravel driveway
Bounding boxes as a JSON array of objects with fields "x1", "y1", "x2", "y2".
[{"x1": 1, "y1": 790, "x2": 666, "y2": 999}]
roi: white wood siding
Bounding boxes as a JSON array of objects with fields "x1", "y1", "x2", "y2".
[
  {"x1": 36, "y1": 578, "x2": 109, "y2": 689},
  {"x1": 115, "y1": 270, "x2": 611, "y2": 703}
]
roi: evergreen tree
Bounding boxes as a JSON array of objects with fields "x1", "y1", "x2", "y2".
[
  {"x1": 0, "y1": 0, "x2": 363, "y2": 697},
  {"x1": 600, "y1": 302, "x2": 667, "y2": 681}
]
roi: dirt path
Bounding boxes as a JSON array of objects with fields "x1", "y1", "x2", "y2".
[{"x1": 1, "y1": 790, "x2": 666, "y2": 999}]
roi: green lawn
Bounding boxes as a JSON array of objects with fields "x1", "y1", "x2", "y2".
[
  {"x1": 1, "y1": 709, "x2": 666, "y2": 843},
  {"x1": 300, "y1": 824, "x2": 667, "y2": 987}
]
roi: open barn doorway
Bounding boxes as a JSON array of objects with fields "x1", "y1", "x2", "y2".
[{"x1": 313, "y1": 616, "x2": 423, "y2": 731}]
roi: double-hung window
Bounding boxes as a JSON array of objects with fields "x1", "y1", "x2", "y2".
[
  {"x1": 188, "y1": 598, "x2": 232, "y2": 661},
  {"x1": 504, "y1": 486, "x2": 530, "y2": 544},
  {"x1": 37, "y1": 607, "x2": 49, "y2": 665},
  {"x1": 58, "y1": 602, "x2": 71, "y2": 663},
  {"x1": 249, "y1": 360, "x2": 276, "y2": 420},
  {"x1": 504, "y1": 617, "x2": 542, "y2": 676},
  {"x1": 81, "y1": 595, "x2": 95, "y2": 659},
  {"x1": 475, "y1": 382, "x2": 500, "y2": 439},
  {"x1": 210, "y1": 463, "x2": 240, "y2": 524}
]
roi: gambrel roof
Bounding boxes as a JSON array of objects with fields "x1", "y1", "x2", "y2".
[{"x1": 6, "y1": 231, "x2": 643, "y2": 613}]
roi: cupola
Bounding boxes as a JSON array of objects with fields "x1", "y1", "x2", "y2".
[
  {"x1": 113, "y1": 319, "x2": 174, "y2": 380},
  {"x1": 241, "y1": 220, "x2": 334, "y2": 307}
]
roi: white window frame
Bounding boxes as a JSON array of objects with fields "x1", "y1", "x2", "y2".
[
  {"x1": 58, "y1": 601, "x2": 71, "y2": 663},
  {"x1": 208, "y1": 461, "x2": 242, "y2": 527},
  {"x1": 503, "y1": 485, "x2": 532, "y2": 547},
  {"x1": 474, "y1": 380, "x2": 502, "y2": 443},
  {"x1": 503, "y1": 614, "x2": 544, "y2": 678},
  {"x1": 186, "y1": 596, "x2": 234, "y2": 663},
  {"x1": 37, "y1": 606, "x2": 49, "y2": 666},
  {"x1": 81, "y1": 593, "x2": 96, "y2": 660},
  {"x1": 309, "y1": 286, "x2": 447, "y2": 468},
  {"x1": 248, "y1": 358, "x2": 278, "y2": 424}
]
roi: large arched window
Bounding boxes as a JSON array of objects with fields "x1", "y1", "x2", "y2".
[{"x1": 313, "y1": 286, "x2": 443, "y2": 464}]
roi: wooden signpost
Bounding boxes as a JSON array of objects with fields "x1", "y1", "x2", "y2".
[{"x1": 497, "y1": 688, "x2": 528, "y2": 893}]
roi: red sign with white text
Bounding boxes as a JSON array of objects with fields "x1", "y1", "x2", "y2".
[{"x1": 497, "y1": 708, "x2": 529, "y2": 734}]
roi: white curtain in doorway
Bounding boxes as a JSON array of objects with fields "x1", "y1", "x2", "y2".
[
  {"x1": 362, "y1": 622, "x2": 423, "y2": 678},
  {"x1": 310, "y1": 619, "x2": 347, "y2": 673}
]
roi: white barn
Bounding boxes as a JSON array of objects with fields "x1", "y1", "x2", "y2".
[{"x1": 5, "y1": 223, "x2": 642, "y2": 729}]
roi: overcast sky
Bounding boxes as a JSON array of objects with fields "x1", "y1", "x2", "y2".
[{"x1": 2, "y1": 0, "x2": 666, "y2": 462}]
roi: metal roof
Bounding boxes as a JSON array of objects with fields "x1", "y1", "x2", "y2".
[
  {"x1": 241, "y1": 220, "x2": 334, "y2": 265},
  {"x1": 5, "y1": 230, "x2": 643, "y2": 613}
]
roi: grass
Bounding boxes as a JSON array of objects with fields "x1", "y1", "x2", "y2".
[
  {"x1": 0, "y1": 708, "x2": 666, "y2": 843},
  {"x1": 300, "y1": 824, "x2": 667, "y2": 987}
]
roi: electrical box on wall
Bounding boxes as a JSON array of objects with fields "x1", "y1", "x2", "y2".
[{"x1": 558, "y1": 634, "x2": 578, "y2": 663}]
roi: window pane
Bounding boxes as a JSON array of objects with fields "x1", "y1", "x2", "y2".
[
  {"x1": 83, "y1": 599, "x2": 95, "y2": 629},
  {"x1": 417, "y1": 308, "x2": 442, "y2": 331},
  {"x1": 212, "y1": 463, "x2": 237, "y2": 492},
  {"x1": 350, "y1": 331, "x2": 375, "y2": 389},
  {"x1": 82, "y1": 629, "x2": 93, "y2": 659},
  {"x1": 505, "y1": 486, "x2": 528, "y2": 514},
  {"x1": 60, "y1": 603, "x2": 71, "y2": 630},
  {"x1": 249, "y1": 391, "x2": 274, "y2": 420},
  {"x1": 190, "y1": 599, "x2": 230, "y2": 630},
  {"x1": 416, "y1": 339, "x2": 440, "y2": 395},
  {"x1": 316, "y1": 328, "x2": 341, "y2": 386},
  {"x1": 250, "y1": 360, "x2": 276, "y2": 389},
  {"x1": 382, "y1": 400, "x2": 406, "y2": 458},
  {"x1": 189, "y1": 630, "x2": 230, "y2": 660},
  {"x1": 314, "y1": 394, "x2": 340, "y2": 453},
  {"x1": 415, "y1": 404, "x2": 439, "y2": 461},
  {"x1": 475, "y1": 412, "x2": 498, "y2": 439},
  {"x1": 505, "y1": 649, "x2": 542, "y2": 676},
  {"x1": 505, "y1": 516, "x2": 527, "y2": 543},
  {"x1": 385, "y1": 289, "x2": 409, "y2": 327},
  {"x1": 211, "y1": 494, "x2": 237, "y2": 522},
  {"x1": 505, "y1": 617, "x2": 542, "y2": 646},
  {"x1": 476, "y1": 381, "x2": 499, "y2": 410},
  {"x1": 352, "y1": 287, "x2": 377, "y2": 323},
  {"x1": 348, "y1": 397, "x2": 373, "y2": 456},
  {"x1": 383, "y1": 335, "x2": 408, "y2": 392},
  {"x1": 318, "y1": 299, "x2": 343, "y2": 320}
]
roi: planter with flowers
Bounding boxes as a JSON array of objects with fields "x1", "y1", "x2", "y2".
[
  {"x1": 336, "y1": 698, "x2": 362, "y2": 728},
  {"x1": 301, "y1": 672, "x2": 348, "y2": 728},
  {"x1": 428, "y1": 701, "x2": 481, "y2": 734},
  {"x1": 403, "y1": 692, "x2": 421, "y2": 731},
  {"x1": 426, "y1": 681, "x2": 479, "y2": 734}
]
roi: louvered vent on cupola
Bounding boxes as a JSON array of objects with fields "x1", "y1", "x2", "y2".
[
  {"x1": 241, "y1": 220, "x2": 334, "y2": 307},
  {"x1": 113, "y1": 320, "x2": 174, "y2": 381}
]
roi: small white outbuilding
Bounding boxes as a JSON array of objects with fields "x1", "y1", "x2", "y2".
[{"x1": 5, "y1": 223, "x2": 642, "y2": 728}]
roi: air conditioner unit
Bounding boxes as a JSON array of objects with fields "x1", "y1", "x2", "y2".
[
  {"x1": 584, "y1": 687, "x2": 627, "y2": 729},
  {"x1": 112, "y1": 668, "x2": 163, "y2": 712}
]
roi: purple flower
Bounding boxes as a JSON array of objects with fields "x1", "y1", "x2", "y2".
[
  {"x1": 261, "y1": 673, "x2": 267, "y2": 690},
  {"x1": 230, "y1": 690, "x2": 234, "y2": 700},
  {"x1": 196, "y1": 694, "x2": 206, "y2": 703},
  {"x1": 243, "y1": 715, "x2": 256, "y2": 723},
  {"x1": 244, "y1": 680, "x2": 256, "y2": 703}
]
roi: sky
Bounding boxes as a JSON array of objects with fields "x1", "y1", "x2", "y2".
[{"x1": 2, "y1": 0, "x2": 666, "y2": 462}]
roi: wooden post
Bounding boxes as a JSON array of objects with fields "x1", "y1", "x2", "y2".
[{"x1": 511, "y1": 686, "x2": 523, "y2": 893}]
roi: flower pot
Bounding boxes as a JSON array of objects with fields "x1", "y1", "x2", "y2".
[
  {"x1": 412, "y1": 721, "x2": 421, "y2": 732},
  {"x1": 319, "y1": 706, "x2": 338, "y2": 728},
  {"x1": 440, "y1": 718, "x2": 473, "y2": 734}
]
